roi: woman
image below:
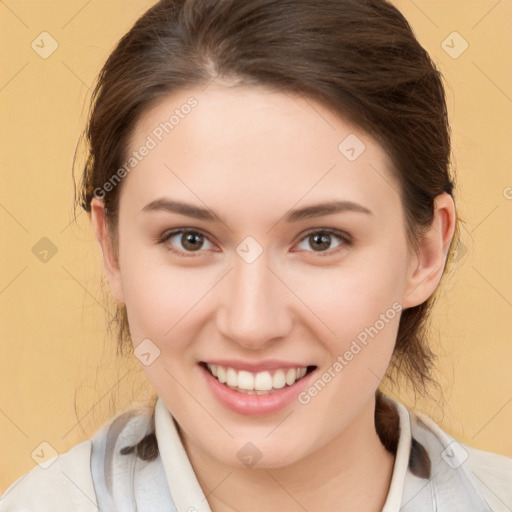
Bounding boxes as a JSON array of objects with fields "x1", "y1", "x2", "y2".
[{"x1": 2, "y1": 0, "x2": 511, "y2": 510}]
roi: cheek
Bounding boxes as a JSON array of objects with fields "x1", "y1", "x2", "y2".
[
  {"x1": 294, "y1": 260, "x2": 404, "y2": 421},
  {"x1": 118, "y1": 243, "x2": 203, "y2": 346},
  {"x1": 285, "y1": 251, "x2": 407, "y2": 403},
  {"x1": 289, "y1": 249, "x2": 406, "y2": 342}
]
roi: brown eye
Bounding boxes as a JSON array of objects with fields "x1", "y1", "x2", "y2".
[
  {"x1": 308, "y1": 233, "x2": 332, "y2": 251},
  {"x1": 295, "y1": 229, "x2": 351, "y2": 255},
  {"x1": 160, "y1": 229, "x2": 214, "y2": 257},
  {"x1": 180, "y1": 232, "x2": 205, "y2": 251}
]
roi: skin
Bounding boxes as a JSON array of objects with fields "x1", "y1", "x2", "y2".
[{"x1": 91, "y1": 81, "x2": 456, "y2": 512}]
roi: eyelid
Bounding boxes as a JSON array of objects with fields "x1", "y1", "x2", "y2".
[{"x1": 158, "y1": 227, "x2": 352, "y2": 257}]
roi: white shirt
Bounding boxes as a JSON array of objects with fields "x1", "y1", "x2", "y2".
[{"x1": 1, "y1": 396, "x2": 511, "y2": 511}]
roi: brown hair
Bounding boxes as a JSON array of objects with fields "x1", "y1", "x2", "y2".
[{"x1": 75, "y1": 0, "x2": 458, "y2": 460}]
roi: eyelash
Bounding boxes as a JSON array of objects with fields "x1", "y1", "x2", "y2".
[{"x1": 157, "y1": 228, "x2": 353, "y2": 258}]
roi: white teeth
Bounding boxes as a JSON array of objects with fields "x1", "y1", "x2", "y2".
[
  {"x1": 254, "y1": 371, "x2": 273, "y2": 391},
  {"x1": 217, "y1": 365, "x2": 226, "y2": 383},
  {"x1": 205, "y1": 363, "x2": 310, "y2": 392},
  {"x1": 285, "y1": 368, "x2": 297, "y2": 385},
  {"x1": 272, "y1": 370, "x2": 286, "y2": 389},
  {"x1": 226, "y1": 368, "x2": 238, "y2": 387},
  {"x1": 237, "y1": 371, "x2": 255, "y2": 390}
]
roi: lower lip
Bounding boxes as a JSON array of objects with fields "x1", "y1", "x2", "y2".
[{"x1": 199, "y1": 364, "x2": 316, "y2": 416}]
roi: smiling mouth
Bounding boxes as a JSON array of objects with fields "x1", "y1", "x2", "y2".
[{"x1": 200, "y1": 362, "x2": 317, "y2": 395}]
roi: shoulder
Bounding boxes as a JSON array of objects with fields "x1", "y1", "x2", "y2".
[
  {"x1": 0, "y1": 439, "x2": 97, "y2": 512},
  {"x1": 464, "y1": 442, "x2": 512, "y2": 511},
  {"x1": 411, "y1": 410, "x2": 512, "y2": 511},
  {"x1": 0, "y1": 405, "x2": 155, "y2": 512}
]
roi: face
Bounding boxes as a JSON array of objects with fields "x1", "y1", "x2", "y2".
[{"x1": 92, "y1": 82, "x2": 448, "y2": 469}]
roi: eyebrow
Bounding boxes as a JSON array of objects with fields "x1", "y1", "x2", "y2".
[{"x1": 141, "y1": 198, "x2": 373, "y2": 222}]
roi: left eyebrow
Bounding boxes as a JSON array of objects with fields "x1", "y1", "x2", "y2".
[
  {"x1": 140, "y1": 198, "x2": 373, "y2": 223},
  {"x1": 284, "y1": 200, "x2": 373, "y2": 222}
]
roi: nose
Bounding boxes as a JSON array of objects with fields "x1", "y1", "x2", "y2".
[{"x1": 216, "y1": 252, "x2": 292, "y2": 350}]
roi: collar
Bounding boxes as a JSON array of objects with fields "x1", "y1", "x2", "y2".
[
  {"x1": 154, "y1": 396, "x2": 413, "y2": 512},
  {"x1": 154, "y1": 396, "x2": 492, "y2": 512},
  {"x1": 381, "y1": 398, "x2": 412, "y2": 511},
  {"x1": 155, "y1": 397, "x2": 212, "y2": 512}
]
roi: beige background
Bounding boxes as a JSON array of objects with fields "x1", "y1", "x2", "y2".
[{"x1": 1, "y1": 0, "x2": 511, "y2": 493}]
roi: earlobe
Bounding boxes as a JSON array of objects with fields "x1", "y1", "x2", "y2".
[
  {"x1": 90, "y1": 198, "x2": 125, "y2": 303},
  {"x1": 402, "y1": 193, "x2": 456, "y2": 309}
]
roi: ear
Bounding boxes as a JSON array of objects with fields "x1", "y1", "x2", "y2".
[
  {"x1": 90, "y1": 197, "x2": 125, "y2": 303},
  {"x1": 402, "y1": 193, "x2": 456, "y2": 309}
]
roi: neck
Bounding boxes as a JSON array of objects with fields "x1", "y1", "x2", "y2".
[{"x1": 180, "y1": 394, "x2": 396, "y2": 512}]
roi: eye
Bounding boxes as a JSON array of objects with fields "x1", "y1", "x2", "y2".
[
  {"x1": 294, "y1": 229, "x2": 351, "y2": 255},
  {"x1": 158, "y1": 227, "x2": 352, "y2": 258},
  {"x1": 159, "y1": 229, "x2": 215, "y2": 257}
]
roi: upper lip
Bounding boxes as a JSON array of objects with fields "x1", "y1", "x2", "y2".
[{"x1": 201, "y1": 359, "x2": 315, "y2": 372}]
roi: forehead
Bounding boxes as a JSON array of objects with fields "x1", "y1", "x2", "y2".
[{"x1": 120, "y1": 83, "x2": 401, "y2": 222}]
